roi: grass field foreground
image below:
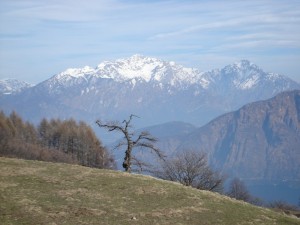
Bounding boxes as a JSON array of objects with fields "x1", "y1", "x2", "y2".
[{"x1": 0, "y1": 157, "x2": 299, "y2": 225}]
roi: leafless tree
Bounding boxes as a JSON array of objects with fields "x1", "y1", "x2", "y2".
[
  {"x1": 227, "y1": 178, "x2": 251, "y2": 202},
  {"x1": 96, "y1": 114, "x2": 165, "y2": 173},
  {"x1": 269, "y1": 200, "x2": 299, "y2": 211},
  {"x1": 155, "y1": 150, "x2": 224, "y2": 192}
]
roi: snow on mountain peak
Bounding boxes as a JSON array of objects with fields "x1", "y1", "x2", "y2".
[
  {"x1": 95, "y1": 54, "x2": 201, "y2": 84},
  {"x1": 47, "y1": 55, "x2": 298, "y2": 92},
  {"x1": 224, "y1": 60, "x2": 259, "y2": 73},
  {"x1": 0, "y1": 79, "x2": 32, "y2": 95},
  {"x1": 58, "y1": 66, "x2": 95, "y2": 78},
  {"x1": 114, "y1": 54, "x2": 165, "y2": 82},
  {"x1": 95, "y1": 55, "x2": 161, "y2": 82},
  {"x1": 49, "y1": 54, "x2": 205, "y2": 87}
]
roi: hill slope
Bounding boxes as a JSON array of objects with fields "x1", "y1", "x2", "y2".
[
  {"x1": 179, "y1": 90, "x2": 300, "y2": 181},
  {"x1": 0, "y1": 157, "x2": 299, "y2": 225}
]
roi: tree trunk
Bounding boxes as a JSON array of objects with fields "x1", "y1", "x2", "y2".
[{"x1": 123, "y1": 144, "x2": 132, "y2": 172}]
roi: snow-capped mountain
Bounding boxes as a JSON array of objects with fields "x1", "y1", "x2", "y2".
[
  {"x1": 46, "y1": 54, "x2": 204, "y2": 90},
  {"x1": 41, "y1": 55, "x2": 299, "y2": 99},
  {"x1": 0, "y1": 79, "x2": 32, "y2": 95},
  {"x1": 0, "y1": 55, "x2": 299, "y2": 132},
  {"x1": 202, "y1": 60, "x2": 296, "y2": 92},
  {"x1": 45, "y1": 55, "x2": 298, "y2": 94}
]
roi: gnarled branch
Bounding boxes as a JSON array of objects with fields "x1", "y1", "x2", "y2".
[{"x1": 96, "y1": 114, "x2": 164, "y2": 173}]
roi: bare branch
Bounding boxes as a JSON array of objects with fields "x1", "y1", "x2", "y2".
[
  {"x1": 112, "y1": 140, "x2": 127, "y2": 151},
  {"x1": 134, "y1": 141, "x2": 165, "y2": 159},
  {"x1": 96, "y1": 115, "x2": 163, "y2": 173},
  {"x1": 155, "y1": 150, "x2": 224, "y2": 192},
  {"x1": 227, "y1": 178, "x2": 251, "y2": 202},
  {"x1": 123, "y1": 114, "x2": 139, "y2": 129},
  {"x1": 96, "y1": 120, "x2": 126, "y2": 134},
  {"x1": 133, "y1": 131, "x2": 157, "y2": 145},
  {"x1": 131, "y1": 156, "x2": 152, "y2": 173}
]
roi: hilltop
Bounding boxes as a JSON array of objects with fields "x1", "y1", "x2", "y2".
[{"x1": 0, "y1": 157, "x2": 299, "y2": 225}]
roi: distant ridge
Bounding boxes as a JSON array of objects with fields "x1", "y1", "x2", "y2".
[{"x1": 0, "y1": 55, "x2": 299, "y2": 128}]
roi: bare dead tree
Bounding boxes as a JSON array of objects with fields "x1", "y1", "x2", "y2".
[
  {"x1": 96, "y1": 114, "x2": 165, "y2": 173},
  {"x1": 155, "y1": 150, "x2": 225, "y2": 192}
]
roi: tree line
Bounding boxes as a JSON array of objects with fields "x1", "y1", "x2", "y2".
[{"x1": 0, "y1": 111, "x2": 115, "y2": 169}]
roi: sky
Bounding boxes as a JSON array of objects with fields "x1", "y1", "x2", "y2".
[{"x1": 0, "y1": 0, "x2": 300, "y2": 84}]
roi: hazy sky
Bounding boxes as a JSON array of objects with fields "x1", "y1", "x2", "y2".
[{"x1": 1, "y1": 0, "x2": 300, "y2": 84}]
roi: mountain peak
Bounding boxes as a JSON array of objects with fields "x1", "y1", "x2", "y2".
[
  {"x1": 58, "y1": 66, "x2": 95, "y2": 78},
  {"x1": 216, "y1": 60, "x2": 266, "y2": 90},
  {"x1": 95, "y1": 55, "x2": 165, "y2": 82},
  {"x1": 234, "y1": 59, "x2": 254, "y2": 68},
  {"x1": 94, "y1": 54, "x2": 201, "y2": 84},
  {"x1": 125, "y1": 54, "x2": 151, "y2": 61},
  {"x1": 224, "y1": 59, "x2": 260, "y2": 73},
  {"x1": 0, "y1": 79, "x2": 32, "y2": 95}
]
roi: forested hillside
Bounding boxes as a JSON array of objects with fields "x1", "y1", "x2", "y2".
[{"x1": 0, "y1": 111, "x2": 115, "y2": 169}]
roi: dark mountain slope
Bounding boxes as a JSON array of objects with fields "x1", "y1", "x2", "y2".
[{"x1": 179, "y1": 90, "x2": 300, "y2": 181}]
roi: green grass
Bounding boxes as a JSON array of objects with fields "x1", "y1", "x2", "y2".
[{"x1": 0, "y1": 157, "x2": 299, "y2": 225}]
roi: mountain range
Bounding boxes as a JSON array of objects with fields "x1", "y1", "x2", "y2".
[
  {"x1": 0, "y1": 55, "x2": 299, "y2": 205},
  {"x1": 1, "y1": 55, "x2": 299, "y2": 130}
]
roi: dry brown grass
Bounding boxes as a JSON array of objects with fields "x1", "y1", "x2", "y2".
[{"x1": 1, "y1": 157, "x2": 299, "y2": 225}]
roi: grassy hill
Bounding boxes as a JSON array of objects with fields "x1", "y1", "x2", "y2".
[{"x1": 0, "y1": 157, "x2": 299, "y2": 225}]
